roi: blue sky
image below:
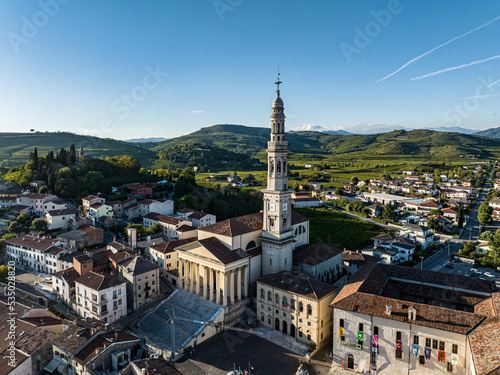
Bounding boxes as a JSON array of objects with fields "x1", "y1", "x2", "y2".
[{"x1": 1, "y1": 0, "x2": 500, "y2": 139}]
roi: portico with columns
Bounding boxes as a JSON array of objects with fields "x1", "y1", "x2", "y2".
[{"x1": 175, "y1": 237, "x2": 250, "y2": 307}]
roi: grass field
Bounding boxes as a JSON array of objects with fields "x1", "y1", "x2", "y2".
[{"x1": 295, "y1": 207, "x2": 392, "y2": 250}]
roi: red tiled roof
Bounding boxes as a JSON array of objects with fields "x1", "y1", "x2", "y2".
[
  {"x1": 73, "y1": 331, "x2": 139, "y2": 365},
  {"x1": 293, "y1": 243, "x2": 342, "y2": 265},
  {"x1": 258, "y1": 271, "x2": 336, "y2": 300},
  {"x1": 6, "y1": 235, "x2": 58, "y2": 251},
  {"x1": 150, "y1": 237, "x2": 198, "y2": 254},
  {"x1": 143, "y1": 212, "x2": 183, "y2": 225},
  {"x1": 198, "y1": 237, "x2": 248, "y2": 264},
  {"x1": 75, "y1": 271, "x2": 125, "y2": 291}
]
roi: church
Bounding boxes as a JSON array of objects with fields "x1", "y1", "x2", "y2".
[{"x1": 150, "y1": 78, "x2": 342, "y2": 328}]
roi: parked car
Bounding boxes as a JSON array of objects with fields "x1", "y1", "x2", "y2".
[
  {"x1": 444, "y1": 263, "x2": 454, "y2": 269},
  {"x1": 484, "y1": 272, "x2": 494, "y2": 278}
]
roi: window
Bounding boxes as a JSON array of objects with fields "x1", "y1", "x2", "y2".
[
  {"x1": 261, "y1": 315, "x2": 264, "y2": 322},
  {"x1": 321, "y1": 320, "x2": 323, "y2": 328},
  {"x1": 276, "y1": 294, "x2": 280, "y2": 304},
  {"x1": 268, "y1": 291, "x2": 272, "y2": 301},
  {"x1": 291, "y1": 299, "x2": 296, "y2": 310},
  {"x1": 261, "y1": 304, "x2": 264, "y2": 308},
  {"x1": 340, "y1": 319, "x2": 344, "y2": 328},
  {"x1": 447, "y1": 362, "x2": 453, "y2": 372},
  {"x1": 419, "y1": 355, "x2": 425, "y2": 365},
  {"x1": 439, "y1": 341, "x2": 445, "y2": 351},
  {"x1": 307, "y1": 305, "x2": 312, "y2": 315},
  {"x1": 299, "y1": 302, "x2": 303, "y2": 312},
  {"x1": 432, "y1": 340, "x2": 438, "y2": 349},
  {"x1": 283, "y1": 312, "x2": 286, "y2": 317},
  {"x1": 426, "y1": 338, "x2": 431, "y2": 348},
  {"x1": 261, "y1": 289, "x2": 265, "y2": 299},
  {"x1": 299, "y1": 318, "x2": 302, "y2": 323},
  {"x1": 308, "y1": 322, "x2": 311, "y2": 326},
  {"x1": 374, "y1": 326, "x2": 379, "y2": 336},
  {"x1": 359, "y1": 323, "x2": 364, "y2": 332},
  {"x1": 414, "y1": 335, "x2": 419, "y2": 345},
  {"x1": 452, "y1": 344, "x2": 458, "y2": 354},
  {"x1": 307, "y1": 334, "x2": 311, "y2": 341},
  {"x1": 268, "y1": 307, "x2": 271, "y2": 311},
  {"x1": 396, "y1": 331, "x2": 402, "y2": 341},
  {"x1": 268, "y1": 318, "x2": 271, "y2": 325},
  {"x1": 395, "y1": 350, "x2": 402, "y2": 359},
  {"x1": 299, "y1": 331, "x2": 303, "y2": 337},
  {"x1": 283, "y1": 297, "x2": 288, "y2": 306}
]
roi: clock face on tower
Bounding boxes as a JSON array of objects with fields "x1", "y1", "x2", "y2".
[
  {"x1": 269, "y1": 202, "x2": 276, "y2": 212},
  {"x1": 282, "y1": 203, "x2": 288, "y2": 211}
]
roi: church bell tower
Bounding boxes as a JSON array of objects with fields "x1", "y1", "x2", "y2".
[{"x1": 261, "y1": 75, "x2": 294, "y2": 275}]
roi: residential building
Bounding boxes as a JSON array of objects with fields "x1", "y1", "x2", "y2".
[
  {"x1": 143, "y1": 212, "x2": 192, "y2": 240},
  {"x1": 45, "y1": 208, "x2": 78, "y2": 230},
  {"x1": 6, "y1": 235, "x2": 64, "y2": 273},
  {"x1": 257, "y1": 271, "x2": 337, "y2": 347},
  {"x1": 75, "y1": 271, "x2": 127, "y2": 323},
  {"x1": 399, "y1": 224, "x2": 435, "y2": 249},
  {"x1": 116, "y1": 256, "x2": 160, "y2": 310},
  {"x1": 81, "y1": 195, "x2": 105, "y2": 214},
  {"x1": 342, "y1": 250, "x2": 380, "y2": 278},
  {"x1": 176, "y1": 208, "x2": 216, "y2": 227},
  {"x1": 43, "y1": 199, "x2": 68, "y2": 213},
  {"x1": 331, "y1": 262, "x2": 500, "y2": 374},
  {"x1": 88, "y1": 203, "x2": 113, "y2": 221},
  {"x1": 139, "y1": 198, "x2": 174, "y2": 217},
  {"x1": 292, "y1": 197, "x2": 321, "y2": 208},
  {"x1": 16, "y1": 193, "x2": 58, "y2": 215}
]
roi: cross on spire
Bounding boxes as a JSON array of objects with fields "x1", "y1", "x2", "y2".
[{"x1": 275, "y1": 71, "x2": 282, "y2": 96}]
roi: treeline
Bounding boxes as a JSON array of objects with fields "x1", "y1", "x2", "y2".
[
  {"x1": 174, "y1": 169, "x2": 263, "y2": 220},
  {"x1": 1, "y1": 145, "x2": 151, "y2": 198},
  {"x1": 155, "y1": 143, "x2": 260, "y2": 172}
]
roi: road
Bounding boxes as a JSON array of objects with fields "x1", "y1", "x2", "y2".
[{"x1": 460, "y1": 163, "x2": 494, "y2": 242}]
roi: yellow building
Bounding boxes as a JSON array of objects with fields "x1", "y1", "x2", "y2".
[{"x1": 256, "y1": 271, "x2": 337, "y2": 348}]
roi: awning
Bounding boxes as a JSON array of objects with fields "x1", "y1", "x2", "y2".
[{"x1": 44, "y1": 357, "x2": 63, "y2": 373}]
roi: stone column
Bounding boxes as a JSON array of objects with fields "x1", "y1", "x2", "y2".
[
  {"x1": 209, "y1": 268, "x2": 214, "y2": 303},
  {"x1": 203, "y1": 266, "x2": 207, "y2": 300},
  {"x1": 222, "y1": 272, "x2": 227, "y2": 307},
  {"x1": 195, "y1": 263, "x2": 199, "y2": 296},
  {"x1": 183, "y1": 260, "x2": 188, "y2": 290},
  {"x1": 190, "y1": 261, "x2": 194, "y2": 293},
  {"x1": 179, "y1": 259, "x2": 184, "y2": 289},
  {"x1": 244, "y1": 265, "x2": 249, "y2": 297},
  {"x1": 229, "y1": 270, "x2": 235, "y2": 305},
  {"x1": 216, "y1": 271, "x2": 221, "y2": 305},
  {"x1": 237, "y1": 267, "x2": 242, "y2": 301}
]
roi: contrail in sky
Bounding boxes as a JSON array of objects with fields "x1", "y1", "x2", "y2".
[
  {"x1": 376, "y1": 14, "x2": 500, "y2": 83},
  {"x1": 410, "y1": 55, "x2": 500, "y2": 80}
]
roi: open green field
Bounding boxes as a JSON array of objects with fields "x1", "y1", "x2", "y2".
[{"x1": 295, "y1": 207, "x2": 392, "y2": 250}]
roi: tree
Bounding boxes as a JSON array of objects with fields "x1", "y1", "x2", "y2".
[
  {"x1": 33, "y1": 147, "x2": 39, "y2": 170},
  {"x1": 478, "y1": 203, "x2": 493, "y2": 225},
  {"x1": 351, "y1": 176, "x2": 359, "y2": 185},
  {"x1": 427, "y1": 217, "x2": 442, "y2": 232},
  {"x1": 381, "y1": 204, "x2": 395, "y2": 220},
  {"x1": 488, "y1": 230, "x2": 500, "y2": 265},
  {"x1": 145, "y1": 223, "x2": 163, "y2": 235},
  {"x1": 30, "y1": 218, "x2": 48, "y2": 232},
  {"x1": 38, "y1": 185, "x2": 48, "y2": 194},
  {"x1": 460, "y1": 241, "x2": 476, "y2": 257},
  {"x1": 334, "y1": 188, "x2": 343, "y2": 195},
  {"x1": 429, "y1": 209, "x2": 443, "y2": 216},
  {"x1": 457, "y1": 207, "x2": 465, "y2": 229},
  {"x1": 69, "y1": 144, "x2": 77, "y2": 164}
]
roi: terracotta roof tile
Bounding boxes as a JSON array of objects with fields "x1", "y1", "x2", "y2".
[
  {"x1": 293, "y1": 243, "x2": 342, "y2": 265},
  {"x1": 258, "y1": 271, "x2": 336, "y2": 300},
  {"x1": 150, "y1": 237, "x2": 198, "y2": 254}
]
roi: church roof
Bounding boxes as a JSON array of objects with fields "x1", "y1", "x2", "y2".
[
  {"x1": 199, "y1": 210, "x2": 308, "y2": 238},
  {"x1": 198, "y1": 237, "x2": 249, "y2": 264},
  {"x1": 293, "y1": 243, "x2": 342, "y2": 265}
]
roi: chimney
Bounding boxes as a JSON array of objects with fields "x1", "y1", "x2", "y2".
[{"x1": 385, "y1": 305, "x2": 392, "y2": 316}]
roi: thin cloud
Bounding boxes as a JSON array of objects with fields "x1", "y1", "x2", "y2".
[
  {"x1": 463, "y1": 93, "x2": 500, "y2": 100},
  {"x1": 411, "y1": 55, "x2": 500, "y2": 80},
  {"x1": 489, "y1": 78, "x2": 500, "y2": 87},
  {"x1": 189, "y1": 110, "x2": 207, "y2": 115},
  {"x1": 376, "y1": 14, "x2": 500, "y2": 83}
]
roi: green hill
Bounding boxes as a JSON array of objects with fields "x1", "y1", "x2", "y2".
[
  {"x1": 0, "y1": 132, "x2": 156, "y2": 168},
  {"x1": 474, "y1": 127, "x2": 500, "y2": 139},
  {"x1": 152, "y1": 125, "x2": 500, "y2": 163}
]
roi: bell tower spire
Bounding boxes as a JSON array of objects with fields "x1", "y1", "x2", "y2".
[{"x1": 261, "y1": 75, "x2": 294, "y2": 275}]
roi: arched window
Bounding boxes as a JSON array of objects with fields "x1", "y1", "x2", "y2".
[
  {"x1": 307, "y1": 304, "x2": 312, "y2": 315},
  {"x1": 277, "y1": 161, "x2": 281, "y2": 173},
  {"x1": 246, "y1": 241, "x2": 256, "y2": 250},
  {"x1": 283, "y1": 297, "x2": 288, "y2": 307},
  {"x1": 291, "y1": 299, "x2": 296, "y2": 310},
  {"x1": 276, "y1": 293, "x2": 280, "y2": 304},
  {"x1": 261, "y1": 289, "x2": 265, "y2": 299},
  {"x1": 299, "y1": 302, "x2": 303, "y2": 312},
  {"x1": 268, "y1": 291, "x2": 272, "y2": 301},
  {"x1": 270, "y1": 160, "x2": 274, "y2": 173},
  {"x1": 283, "y1": 160, "x2": 287, "y2": 172}
]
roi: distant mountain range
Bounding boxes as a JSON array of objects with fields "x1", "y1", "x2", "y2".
[
  {"x1": 125, "y1": 137, "x2": 168, "y2": 143},
  {"x1": 290, "y1": 124, "x2": 480, "y2": 135},
  {"x1": 473, "y1": 127, "x2": 500, "y2": 139}
]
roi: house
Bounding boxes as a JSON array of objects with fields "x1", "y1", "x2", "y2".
[
  {"x1": 30, "y1": 180, "x2": 46, "y2": 190},
  {"x1": 399, "y1": 224, "x2": 435, "y2": 249},
  {"x1": 16, "y1": 193, "x2": 58, "y2": 215},
  {"x1": 292, "y1": 197, "x2": 320, "y2": 208},
  {"x1": 441, "y1": 207, "x2": 459, "y2": 220},
  {"x1": 116, "y1": 256, "x2": 160, "y2": 310},
  {"x1": 89, "y1": 203, "x2": 113, "y2": 221},
  {"x1": 365, "y1": 204, "x2": 384, "y2": 217},
  {"x1": 176, "y1": 208, "x2": 216, "y2": 228},
  {"x1": 330, "y1": 262, "x2": 500, "y2": 375},
  {"x1": 489, "y1": 197, "x2": 500, "y2": 210},
  {"x1": 81, "y1": 195, "x2": 105, "y2": 214},
  {"x1": 256, "y1": 271, "x2": 337, "y2": 348},
  {"x1": 361, "y1": 245, "x2": 399, "y2": 264},
  {"x1": 45, "y1": 208, "x2": 78, "y2": 230},
  {"x1": 125, "y1": 183, "x2": 153, "y2": 197},
  {"x1": 143, "y1": 212, "x2": 192, "y2": 240},
  {"x1": 292, "y1": 243, "x2": 343, "y2": 283},
  {"x1": 43, "y1": 199, "x2": 68, "y2": 213},
  {"x1": 138, "y1": 198, "x2": 174, "y2": 217}
]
